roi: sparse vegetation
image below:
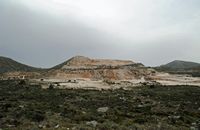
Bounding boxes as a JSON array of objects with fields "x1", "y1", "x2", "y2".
[
  {"x1": 0, "y1": 80, "x2": 200, "y2": 130},
  {"x1": 0, "y1": 56, "x2": 45, "y2": 73}
]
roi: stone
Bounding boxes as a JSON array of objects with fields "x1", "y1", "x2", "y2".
[
  {"x1": 19, "y1": 105, "x2": 24, "y2": 108},
  {"x1": 54, "y1": 124, "x2": 60, "y2": 129},
  {"x1": 97, "y1": 107, "x2": 109, "y2": 113},
  {"x1": 86, "y1": 121, "x2": 98, "y2": 127}
]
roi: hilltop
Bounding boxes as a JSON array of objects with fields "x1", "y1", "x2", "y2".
[{"x1": 52, "y1": 56, "x2": 135, "y2": 69}]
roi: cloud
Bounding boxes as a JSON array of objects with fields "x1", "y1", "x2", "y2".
[{"x1": 0, "y1": 0, "x2": 200, "y2": 67}]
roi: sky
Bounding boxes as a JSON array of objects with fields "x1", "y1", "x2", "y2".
[{"x1": 0, "y1": 0, "x2": 200, "y2": 68}]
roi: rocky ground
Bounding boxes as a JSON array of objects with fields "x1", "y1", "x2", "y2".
[
  {"x1": 0, "y1": 80, "x2": 200, "y2": 130},
  {"x1": 150, "y1": 73, "x2": 200, "y2": 86},
  {"x1": 30, "y1": 72, "x2": 200, "y2": 90}
]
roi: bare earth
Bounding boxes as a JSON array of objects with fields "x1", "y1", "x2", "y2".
[{"x1": 31, "y1": 72, "x2": 200, "y2": 90}]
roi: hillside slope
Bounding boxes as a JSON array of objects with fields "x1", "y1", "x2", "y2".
[
  {"x1": 160, "y1": 60, "x2": 200, "y2": 70},
  {"x1": 155, "y1": 60, "x2": 200, "y2": 77},
  {"x1": 0, "y1": 56, "x2": 43, "y2": 74},
  {"x1": 46, "y1": 56, "x2": 154, "y2": 80}
]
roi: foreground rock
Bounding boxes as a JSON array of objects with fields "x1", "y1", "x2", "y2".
[{"x1": 97, "y1": 107, "x2": 109, "y2": 113}]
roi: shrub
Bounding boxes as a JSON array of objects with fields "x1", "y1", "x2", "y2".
[
  {"x1": 18, "y1": 80, "x2": 26, "y2": 85},
  {"x1": 48, "y1": 84, "x2": 54, "y2": 89},
  {"x1": 25, "y1": 110, "x2": 45, "y2": 122}
]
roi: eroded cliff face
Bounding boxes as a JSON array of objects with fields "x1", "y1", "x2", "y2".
[{"x1": 45, "y1": 56, "x2": 155, "y2": 80}]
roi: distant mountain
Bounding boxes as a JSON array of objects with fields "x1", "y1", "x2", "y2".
[
  {"x1": 0, "y1": 56, "x2": 43, "y2": 74},
  {"x1": 155, "y1": 60, "x2": 200, "y2": 77},
  {"x1": 157, "y1": 60, "x2": 200, "y2": 70}
]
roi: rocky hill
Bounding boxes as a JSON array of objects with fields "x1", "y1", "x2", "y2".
[
  {"x1": 52, "y1": 56, "x2": 135, "y2": 69},
  {"x1": 46, "y1": 56, "x2": 155, "y2": 80}
]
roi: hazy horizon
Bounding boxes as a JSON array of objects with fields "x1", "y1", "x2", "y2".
[{"x1": 0, "y1": 0, "x2": 200, "y2": 67}]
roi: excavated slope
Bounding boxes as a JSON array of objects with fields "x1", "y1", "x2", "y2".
[{"x1": 46, "y1": 56, "x2": 154, "y2": 80}]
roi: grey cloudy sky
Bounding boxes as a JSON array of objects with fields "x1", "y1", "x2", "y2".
[{"x1": 0, "y1": 0, "x2": 200, "y2": 68}]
